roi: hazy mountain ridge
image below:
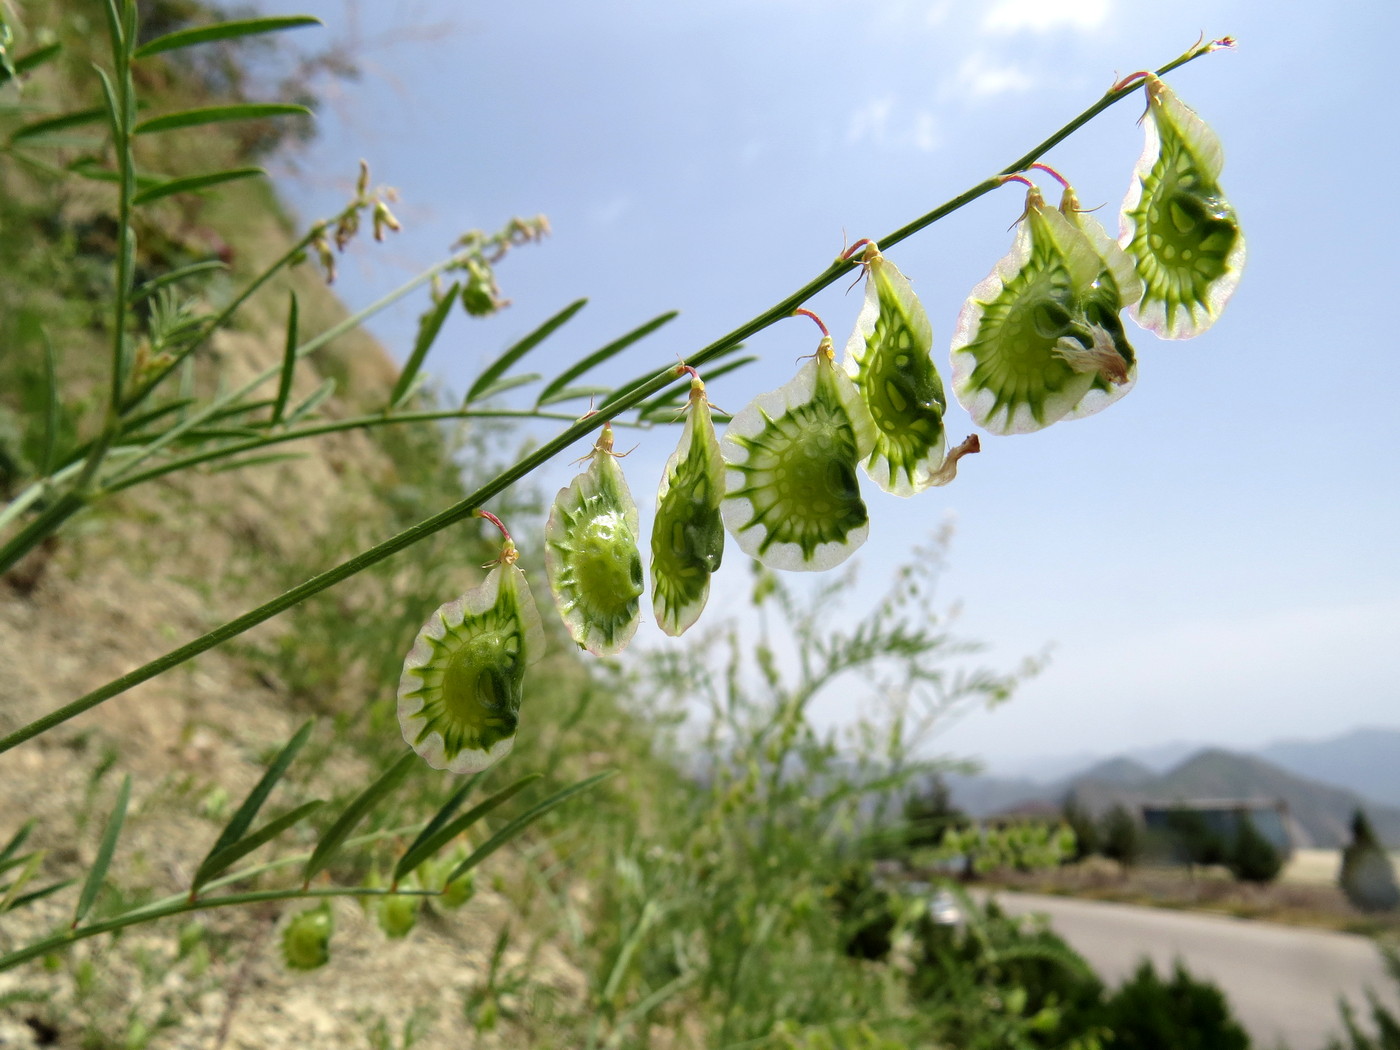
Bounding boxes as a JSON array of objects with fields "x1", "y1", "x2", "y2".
[{"x1": 949, "y1": 734, "x2": 1400, "y2": 848}]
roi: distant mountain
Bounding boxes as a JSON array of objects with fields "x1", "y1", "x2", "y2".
[
  {"x1": 947, "y1": 746, "x2": 1400, "y2": 848},
  {"x1": 1256, "y1": 727, "x2": 1400, "y2": 809}
]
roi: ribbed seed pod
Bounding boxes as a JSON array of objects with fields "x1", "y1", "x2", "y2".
[
  {"x1": 651, "y1": 373, "x2": 725, "y2": 636},
  {"x1": 281, "y1": 903, "x2": 333, "y2": 971},
  {"x1": 721, "y1": 334, "x2": 876, "y2": 571},
  {"x1": 951, "y1": 185, "x2": 1135, "y2": 435},
  {"x1": 1120, "y1": 74, "x2": 1245, "y2": 339},
  {"x1": 398, "y1": 541, "x2": 546, "y2": 774},
  {"x1": 842, "y1": 244, "x2": 949, "y2": 497},
  {"x1": 545, "y1": 423, "x2": 644, "y2": 655}
]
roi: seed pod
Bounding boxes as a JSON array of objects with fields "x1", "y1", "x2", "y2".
[
  {"x1": 842, "y1": 244, "x2": 949, "y2": 497},
  {"x1": 545, "y1": 423, "x2": 645, "y2": 655},
  {"x1": 951, "y1": 185, "x2": 1133, "y2": 435},
  {"x1": 282, "y1": 903, "x2": 333, "y2": 971},
  {"x1": 378, "y1": 892, "x2": 420, "y2": 939},
  {"x1": 651, "y1": 373, "x2": 726, "y2": 636},
  {"x1": 1120, "y1": 74, "x2": 1245, "y2": 339},
  {"x1": 722, "y1": 334, "x2": 875, "y2": 571},
  {"x1": 398, "y1": 541, "x2": 546, "y2": 774}
]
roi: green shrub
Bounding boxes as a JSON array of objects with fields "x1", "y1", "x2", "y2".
[{"x1": 1098, "y1": 960, "x2": 1250, "y2": 1050}]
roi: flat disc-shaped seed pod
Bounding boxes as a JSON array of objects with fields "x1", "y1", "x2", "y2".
[
  {"x1": 1054, "y1": 185, "x2": 1141, "y2": 421},
  {"x1": 722, "y1": 345, "x2": 876, "y2": 572},
  {"x1": 952, "y1": 187, "x2": 1121, "y2": 435},
  {"x1": 1120, "y1": 74, "x2": 1245, "y2": 339},
  {"x1": 651, "y1": 377, "x2": 725, "y2": 636},
  {"x1": 842, "y1": 247, "x2": 948, "y2": 497},
  {"x1": 398, "y1": 555, "x2": 546, "y2": 774},
  {"x1": 545, "y1": 428, "x2": 645, "y2": 655}
]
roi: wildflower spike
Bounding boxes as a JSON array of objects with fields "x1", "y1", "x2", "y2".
[
  {"x1": 841, "y1": 243, "x2": 950, "y2": 496},
  {"x1": 545, "y1": 423, "x2": 645, "y2": 654},
  {"x1": 1120, "y1": 74, "x2": 1245, "y2": 338},
  {"x1": 951, "y1": 184, "x2": 1135, "y2": 434},
  {"x1": 722, "y1": 319, "x2": 875, "y2": 571},
  {"x1": 398, "y1": 535, "x2": 546, "y2": 773},
  {"x1": 651, "y1": 371, "x2": 726, "y2": 636}
]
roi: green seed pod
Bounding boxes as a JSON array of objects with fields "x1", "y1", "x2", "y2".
[
  {"x1": 398, "y1": 541, "x2": 546, "y2": 774},
  {"x1": 440, "y1": 867, "x2": 476, "y2": 909},
  {"x1": 378, "y1": 892, "x2": 420, "y2": 939},
  {"x1": 651, "y1": 373, "x2": 726, "y2": 636},
  {"x1": 951, "y1": 185, "x2": 1134, "y2": 435},
  {"x1": 1120, "y1": 74, "x2": 1245, "y2": 339},
  {"x1": 281, "y1": 903, "x2": 333, "y2": 971},
  {"x1": 545, "y1": 423, "x2": 645, "y2": 655},
  {"x1": 841, "y1": 244, "x2": 949, "y2": 497},
  {"x1": 722, "y1": 335, "x2": 875, "y2": 571}
]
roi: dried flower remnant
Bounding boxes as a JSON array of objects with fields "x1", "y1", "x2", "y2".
[
  {"x1": 722, "y1": 313, "x2": 876, "y2": 571},
  {"x1": 398, "y1": 521, "x2": 546, "y2": 773},
  {"x1": 1118, "y1": 72, "x2": 1245, "y2": 338},
  {"x1": 545, "y1": 423, "x2": 645, "y2": 655},
  {"x1": 951, "y1": 181, "x2": 1135, "y2": 435},
  {"x1": 841, "y1": 242, "x2": 951, "y2": 497},
  {"x1": 651, "y1": 369, "x2": 726, "y2": 636}
]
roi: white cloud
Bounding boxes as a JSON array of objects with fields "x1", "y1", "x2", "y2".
[
  {"x1": 980, "y1": 0, "x2": 1111, "y2": 34},
  {"x1": 952, "y1": 52, "x2": 1034, "y2": 99},
  {"x1": 846, "y1": 95, "x2": 896, "y2": 146},
  {"x1": 912, "y1": 111, "x2": 941, "y2": 153}
]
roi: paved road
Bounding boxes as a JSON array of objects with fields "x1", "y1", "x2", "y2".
[{"x1": 986, "y1": 891, "x2": 1398, "y2": 1049}]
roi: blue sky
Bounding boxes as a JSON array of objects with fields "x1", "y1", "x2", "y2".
[{"x1": 256, "y1": 0, "x2": 1399, "y2": 774}]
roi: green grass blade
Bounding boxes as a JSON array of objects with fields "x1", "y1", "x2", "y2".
[
  {"x1": 464, "y1": 298, "x2": 586, "y2": 405},
  {"x1": 206, "y1": 452, "x2": 304, "y2": 474},
  {"x1": 0, "y1": 852, "x2": 44, "y2": 914},
  {"x1": 462, "y1": 373, "x2": 542, "y2": 404},
  {"x1": 132, "y1": 261, "x2": 228, "y2": 304},
  {"x1": 8, "y1": 879, "x2": 77, "y2": 913},
  {"x1": 131, "y1": 166, "x2": 264, "y2": 205},
  {"x1": 39, "y1": 332, "x2": 59, "y2": 475},
  {"x1": 390, "y1": 284, "x2": 458, "y2": 409},
  {"x1": 400, "y1": 776, "x2": 481, "y2": 866},
  {"x1": 72, "y1": 774, "x2": 131, "y2": 926},
  {"x1": 192, "y1": 800, "x2": 324, "y2": 894},
  {"x1": 302, "y1": 752, "x2": 416, "y2": 887},
  {"x1": 0, "y1": 42, "x2": 62, "y2": 87},
  {"x1": 272, "y1": 293, "x2": 298, "y2": 424},
  {"x1": 284, "y1": 378, "x2": 335, "y2": 426},
  {"x1": 0, "y1": 821, "x2": 36, "y2": 870},
  {"x1": 8, "y1": 106, "x2": 107, "y2": 144},
  {"x1": 203, "y1": 721, "x2": 313, "y2": 863},
  {"x1": 536, "y1": 384, "x2": 612, "y2": 407},
  {"x1": 535, "y1": 310, "x2": 679, "y2": 408},
  {"x1": 134, "y1": 103, "x2": 310, "y2": 136},
  {"x1": 445, "y1": 771, "x2": 613, "y2": 885},
  {"x1": 133, "y1": 15, "x2": 321, "y2": 59},
  {"x1": 393, "y1": 774, "x2": 541, "y2": 886}
]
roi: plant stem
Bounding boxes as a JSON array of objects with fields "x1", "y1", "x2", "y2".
[{"x1": 0, "y1": 39, "x2": 1222, "y2": 755}]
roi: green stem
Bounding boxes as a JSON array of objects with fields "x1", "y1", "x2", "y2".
[
  {"x1": 0, "y1": 39, "x2": 1221, "y2": 755},
  {"x1": 0, "y1": 821, "x2": 426, "y2": 973}
]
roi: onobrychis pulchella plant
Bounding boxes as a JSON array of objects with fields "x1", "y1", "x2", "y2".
[
  {"x1": 2, "y1": 31, "x2": 1243, "y2": 809},
  {"x1": 394, "y1": 56, "x2": 1244, "y2": 773}
]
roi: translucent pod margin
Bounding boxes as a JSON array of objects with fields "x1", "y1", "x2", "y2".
[
  {"x1": 1120, "y1": 74, "x2": 1245, "y2": 339},
  {"x1": 545, "y1": 424, "x2": 645, "y2": 655},
  {"x1": 651, "y1": 374, "x2": 726, "y2": 636},
  {"x1": 842, "y1": 244, "x2": 950, "y2": 497},
  {"x1": 951, "y1": 185, "x2": 1132, "y2": 435},
  {"x1": 721, "y1": 336, "x2": 876, "y2": 572},
  {"x1": 398, "y1": 545, "x2": 546, "y2": 774}
]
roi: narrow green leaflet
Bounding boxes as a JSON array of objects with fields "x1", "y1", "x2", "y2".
[
  {"x1": 1120, "y1": 74, "x2": 1245, "y2": 339},
  {"x1": 951, "y1": 186, "x2": 1134, "y2": 435},
  {"x1": 721, "y1": 338, "x2": 875, "y2": 571},
  {"x1": 545, "y1": 424, "x2": 644, "y2": 655},
  {"x1": 651, "y1": 374, "x2": 725, "y2": 636},
  {"x1": 398, "y1": 545, "x2": 547, "y2": 773},
  {"x1": 841, "y1": 245, "x2": 948, "y2": 496}
]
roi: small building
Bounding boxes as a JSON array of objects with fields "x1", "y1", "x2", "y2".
[{"x1": 1141, "y1": 798, "x2": 1295, "y2": 861}]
